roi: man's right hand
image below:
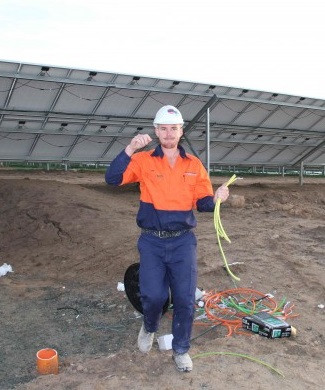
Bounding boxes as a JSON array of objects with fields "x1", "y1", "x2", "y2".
[{"x1": 125, "y1": 134, "x2": 152, "y2": 156}]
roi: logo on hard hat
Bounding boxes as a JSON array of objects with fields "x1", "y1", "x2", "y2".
[{"x1": 167, "y1": 108, "x2": 177, "y2": 114}]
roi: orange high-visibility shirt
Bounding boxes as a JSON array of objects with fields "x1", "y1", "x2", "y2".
[{"x1": 106, "y1": 145, "x2": 215, "y2": 231}]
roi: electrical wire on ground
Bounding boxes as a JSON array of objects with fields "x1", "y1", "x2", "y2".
[
  {"x1": 192, "y1": 288, "x2": 298, "y2": 337},
  {"x1": 192, "y1": 351, "x2": 285, "y2": 378}
]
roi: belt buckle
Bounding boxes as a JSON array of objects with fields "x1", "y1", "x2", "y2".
[{"x1": 158, "y1": 230, "x2": 168, "y2": 238}]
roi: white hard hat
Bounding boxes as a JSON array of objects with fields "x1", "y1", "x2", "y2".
[{"x1": 153, "y1": 105, "x2": 184, "y2": 126}]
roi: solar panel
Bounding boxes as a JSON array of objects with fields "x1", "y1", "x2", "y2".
[{"x1": 0, "y1": 60, "x2": 324, "y2": 169}]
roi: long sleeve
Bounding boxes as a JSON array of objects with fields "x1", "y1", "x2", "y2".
[
  {"x1": 196, "y1": 195, "x2": 215, "y2": 212},
  {"x1": 105, "y1": 150, "x2": 132, "y2": 185}
]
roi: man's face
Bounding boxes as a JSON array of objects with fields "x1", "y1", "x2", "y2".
[{"x1": 155, "y1": 124, "x2": 183, "y2": 149}]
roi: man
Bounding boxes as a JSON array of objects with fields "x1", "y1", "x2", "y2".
[{"x1": 105, "y1": 105, "x2": 229, "y2": 372}]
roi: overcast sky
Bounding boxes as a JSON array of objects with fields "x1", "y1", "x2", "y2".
[{"x1": 1, "y1": 0, "x2": 324, "y2": 99}]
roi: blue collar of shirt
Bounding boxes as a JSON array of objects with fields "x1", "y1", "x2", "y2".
[{"x1": 151, "y1": 144, "x2": 188, "y2": 159}]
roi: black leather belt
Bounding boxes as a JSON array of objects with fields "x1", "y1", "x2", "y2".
[{"x1": 141, "y1": 229, "x2": 190, "y2": 238}]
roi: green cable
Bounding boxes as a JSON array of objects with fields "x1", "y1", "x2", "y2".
[
  {"x1": 275, "y1": 296, "x2": 287, "y2": 312},
  {"x1": 224, "y1": 296, "x2": 273, "y2": 315},
  {"x1": 192, "y1": 351, "x2": 285, "y2": 378},
  {"x1": 222, "y1": 297, "x2": 255, "y2": 315}
]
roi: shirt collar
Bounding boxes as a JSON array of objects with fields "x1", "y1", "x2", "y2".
[{"x1": 151, "y1": 144, "x2": 188, "y2": 159}]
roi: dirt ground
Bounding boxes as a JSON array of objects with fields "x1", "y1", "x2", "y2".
[{"x1": 0, "y1": 169, "x2": 324, "y2": 390}]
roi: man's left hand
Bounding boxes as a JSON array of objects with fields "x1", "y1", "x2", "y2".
[{"x1": 214, "y1": 185, "x2": 229, "y2": 203}]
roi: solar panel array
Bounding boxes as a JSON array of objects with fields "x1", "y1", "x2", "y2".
[{"x1": 0, "y1": 60, "x2": 324, "y2": 170}]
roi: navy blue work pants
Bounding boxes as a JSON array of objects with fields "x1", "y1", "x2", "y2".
[{"x1": 137, "y1": 231, "x2": 197, "y2": 354}]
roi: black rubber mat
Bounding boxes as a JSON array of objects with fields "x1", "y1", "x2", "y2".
[{"x1": 124, "y1": 262, "x2": 170, "y2": 315}]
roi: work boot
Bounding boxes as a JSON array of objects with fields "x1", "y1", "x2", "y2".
[
  {"x1": 172, "y1": 352, "x2": 193, "y2": 372},
  {"x1": 137, "y1": 323, "x2": 154, "y2": 353}
]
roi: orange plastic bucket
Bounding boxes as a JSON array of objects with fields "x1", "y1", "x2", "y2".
[{"x1": 36, "y1": 348, "x2": 59, "y2": 375}]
